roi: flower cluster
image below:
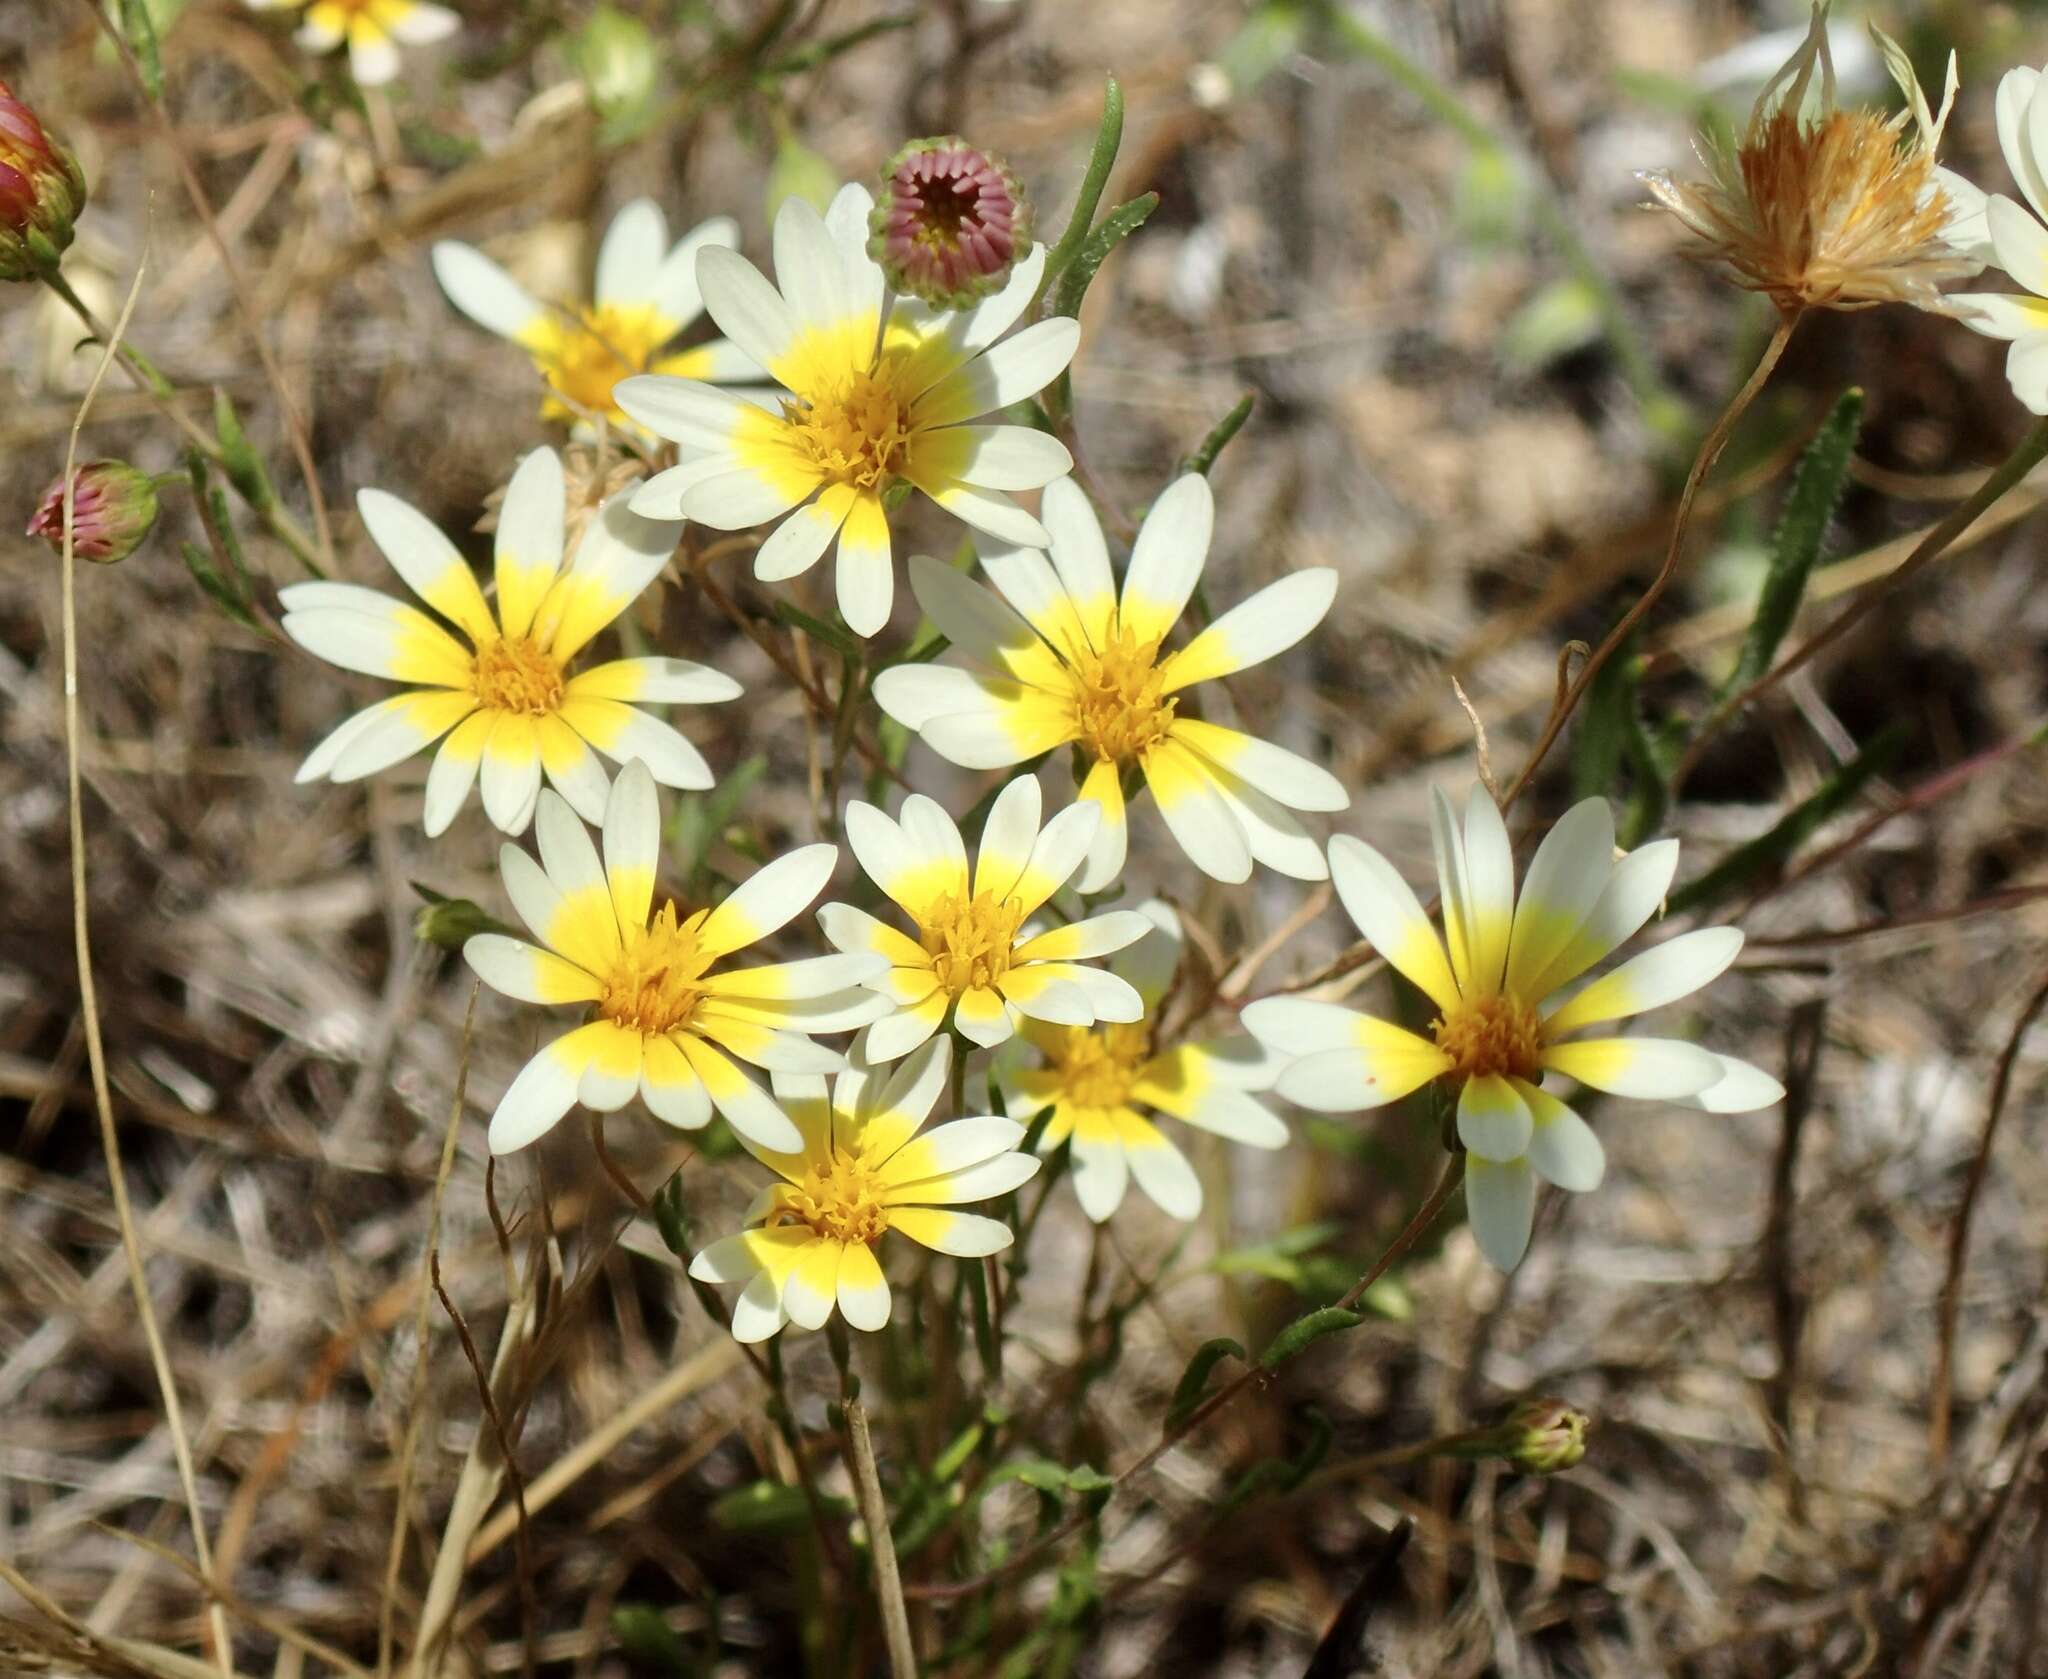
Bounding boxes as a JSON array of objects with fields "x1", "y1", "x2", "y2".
[{"x1": 259, "y1": 111, "x2": 1834, "y2": 1349}]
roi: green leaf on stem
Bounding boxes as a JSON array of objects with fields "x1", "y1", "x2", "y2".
[
  {"x1": 1720, "y1": 387, "x2": 1864, "y2": 703},
  {"x1": 1259, "y1": 1305, "x2": 1364, "y2": 1370},
  {"x1": 118, "y1": 0, "x2": 165, "y2": 98},
  {"x1": 1165, "y1": 1337, "x2": 1245, "y2": 1432},
  {"x1": 712, "y1": 1479, "x2": 846, "y2": 1534},
  {"x1": 1039, "y1": 74, "x2": 1126, "y2": 295},
  {"x1": 1049, "y1": 192, "x2": 1159, "y2": 323}
]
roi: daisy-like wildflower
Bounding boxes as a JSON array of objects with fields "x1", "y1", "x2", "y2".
[
  {"x1": 614, "y1": 182, "x2": 1079, "y2": 636},
  {"x1": 687, "y1": 1038, "x2": 1039, "y2": 1342},
  {"x1": 1641, "y1": 3, "x2": 1982, "y2": 315},
  {"x1": 433, "y1": 202, "x2": 758, "y2": 435},
  {"x1": 285, "y1": 448, "x2": 736, "y2": 836},
  {"x1": 818, "y1": 774, "x2": 1150, "y2": 1060},
  {"x1": 245, "y1": 0, "x2": 456, "y2": 87},
  {"x1": 1000, "y1": 901, "x2": 1286, "y2": 1222},
  {"x1": 872, "y1": 474, "x2": 1347, "y2": 888},
  {"x1": 1243, "y1": 789, "x2": 1784, "y2": 1271},
  {"x1": 1929, "y1": 63, "x2": 2048, "y2": 413},
  {"x1": 465, "y1": 761, "x2": 888, "y2": 1155}
]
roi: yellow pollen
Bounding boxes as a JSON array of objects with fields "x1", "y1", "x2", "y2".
[
  {"x1": 528, "y1": 301, "x2": 673, "y2": 421},
  {"x1": 782, "y1": 356, "x2": 916, "y2": 490},
  {"x1": 1052, "y1": 1022, "x2": 1152, "y2": 1111},
  {"x1": 919, "y1": 890, "x2": 1024, "y2": 997},
  {"x1": 471, "y1": 635, "x2": 566, "y2": 717},
  {"x1": 1070, "y1": 623, "x2": 1177, "y2": 764},
  {"x1": 775, "y1": 1151, "x2": 892, "y2": 1246},
  {"x1": 1432, "y1": 993, "x2": 1544, "y2": 1084},
  {"x1": 600, "y1": 901, "x2": 714, "y2": 1037}
]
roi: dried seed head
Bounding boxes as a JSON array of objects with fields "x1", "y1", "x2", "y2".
[
  {"x1": 26, "y1": 460, "x2": 158, "y2": 563},
  {"x1": 869, "y1": 136, "x2": 1031, "y2": 308},
  {"x1": 1641, "y1": 5, "x2": 1978, "y2": 314},
  {"x1": 0, "y1": 79, "x2": 88, "y2": 282}
]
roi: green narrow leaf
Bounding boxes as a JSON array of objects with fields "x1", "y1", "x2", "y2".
[
  {"x1": 1258, "y1": 1305, "x2": 1364, "y2": 1370},
  {"x1": 1720, "y1": 387, "x2": 1864, "y2": 701},
  {"x1": 1039, "y1": 75, "x2": 1125, "y2": 293},
  {"x1": 118, "y1": 0, "x2": 164, "y2": 97},
  {"x1": 772, "y1": 597, "x2": 862, "y2": 659},
  {"x1": 178, "y1": 542, "x2": 259, "y2": 630},
  {"x1": 1166, "y1": 1337, "x2": 1245, "y2": 1431},
  {"x1": 212, "y1": 388, "x2": 276, "y2": 512},
  {"x1": 711, "y1": 1480, "x2": 845, "y2": 1533},
  {"x1": 1667, "y1": 724, "x2": 1907, "y2": 915},
  {"x1": 1049, "y1": 192, "x2": 1159, "y2": 322},
  {"x1": 1181, "y1": 394, "x2": 1254, "y2": 477}
]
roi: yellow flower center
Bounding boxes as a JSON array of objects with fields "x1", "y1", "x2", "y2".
[
  {"x1": 600, "y1": 902, "x2": 714, "y2": 1037},
  {"x1": 776, "y1": 1150, "x2": 893, "y2": 1246},
  {"x1": 919, "y1": 890, "x2": 1024, "y2": 997},
  {"x1": 528, "y1": 301, "x2": 673, "y2": 421},
  {"x1": 1051, "y1": 1021, "x2": 1152, "y2": 1111},
  {"x1": 1070, "y1": 623, "x2": 1178, "y2": 764},
  {"x1": 782, "y1": 354, "x2": 916, "y2": 491},
  {"x1": 471, "y1": 635, "x2": 566, "y2": 717},
  {"x1": 1432, "y1": 993, "x2": 1544, "y2": 1084}
]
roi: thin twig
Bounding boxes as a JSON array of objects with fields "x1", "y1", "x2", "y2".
[
  {"x1": 1502, "y1": 314, "x2": 1797, "y2": 810},
  {"x1": 845, "y1": 1398, "x2": 918, "y2": 1678},
  {"x1": 1930, "y1": 960, "x2": 2048, "y2": 1467},
  {"x1": 59, "y1": 224, "x2": 238, "y2": 1679},
  {"x1": 1764, "y1": 998, "x2": 1825, "y2": 1519},
  {"x1": 378, "y1": 987, "x2": 477, "y2": 1679}
]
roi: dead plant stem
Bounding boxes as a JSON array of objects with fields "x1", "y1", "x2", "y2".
[{"x1": 845, "y1": 1397, "x2": 918, "y2": 1679}]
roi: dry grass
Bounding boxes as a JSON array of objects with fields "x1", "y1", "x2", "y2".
[{"x1": 6, "y1": 0, "x2": 2048, "y2": 1674}]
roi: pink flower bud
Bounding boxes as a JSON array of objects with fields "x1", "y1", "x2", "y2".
[
  {"x1": 27, "y1": 460, "x2": 159, "y2": 564},
  {"x1": 0, "y1": 80, "x2": 87, "y2": 282},
  {"x1": 869, "y1": 137, "x2": 1031, "y2": 308}
]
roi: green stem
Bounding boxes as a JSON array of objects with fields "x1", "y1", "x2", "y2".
[
  {"x1": 40, "y1": 269, "x2": 328, "y2": 578},
  {"x1": 1034, "y1": 73, "x2": 1124, "y2": 309}
]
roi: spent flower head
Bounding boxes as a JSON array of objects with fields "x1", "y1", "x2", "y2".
[
  {"x1": 869, "y1": 136, "x2": 1032, "y2": 308},
  {"x1": 433, "y1": 202, "x2": 759, "y2": 438},
  {"x1": 283, "y1": 447, "x2": 740, "y2": 835},
  {"x1": 689, "y1": 1038, "x2": 1039, "y2": 1343},
  {"x1": 1244, "y1": 789, "x2": 1784, "y2": 1271},
  {"x1": 0, "y1": 80, "x2": 87, "y2": 282},
  {"x1": 26, "y1": 460, "x2": 158, "y2": 563},
  {"x1": 1641, "y1": 3, "x2": 1982, "y2": 315}
]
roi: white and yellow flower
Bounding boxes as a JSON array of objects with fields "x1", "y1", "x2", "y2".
[
  {"x1": 1928, "y1": 63, "x2": 2048, "y2": 412},
  {"x1": 1001, "y1": 902, "x2": 1285, "y2": 1222},
  {"x1": 688, "y1": 1037, "x2": 1038, "y2": 1341},
  {"x1": 819, "y1": 774, "x2": 1150, "y2": 1060},
  {"x1": 432, "y1": 201, "x2": 759, "y2": 435},
  {"x1": 246, "y1": 0, "x2": 456, "y2": 87},
  {"x1": 1242, "y1": 789, "x2": 1783, "y2": 1271},
  {"x1": 284, "y1": 448, "x2": 735, "y2": 836},
  {"x1": 873, "y1": 474, "x2": 1346, "y2": 887},
  {"x1": 614, "y1": 183, "x2": 1079, "y2": 636},
  {"x1": 465, "y1": 761, "x2": 888, "y2": 1155}
]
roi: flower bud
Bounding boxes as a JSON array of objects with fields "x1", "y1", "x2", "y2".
[
  {"x1": 869, "y1": 136, "x2": 1031, "y2": 308},
  {"x1": 1500, "y1": 1398, "x2": 1588, "y2": 1474},
  {"x1": 568, "y1": 5, "x2": 658, "y2": 141},
  {"x1": 26, "y1": 460, "x2": 158, "y2": 563},
  {"x1": 0, "y1": 80, "x2": 88, "y2": 283},
  {"x1": 415, "y1": 896, "x2": 507, "y2": 950}
]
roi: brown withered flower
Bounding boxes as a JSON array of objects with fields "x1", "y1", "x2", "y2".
[{"x1": 1641, "y1": 4, "x2": 1982, "y2": 316}]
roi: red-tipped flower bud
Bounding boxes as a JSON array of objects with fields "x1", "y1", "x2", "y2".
[
  {"x1": 27, "y1": 461, "x2": 160, "y2": 564},
  {"x1": 869, "y1": 137, "x2": 1031, "y2": 308},
  {"x1": 0, "y1": 81, "x2": 88, "y2": 282}
]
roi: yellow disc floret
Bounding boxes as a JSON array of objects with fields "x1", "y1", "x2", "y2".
[
  {"x1": 527, "y1": 301, "x2": 675, "y2": 422},
  {"x1": 1049, "y1": 1021, "x2": 1152, "y2": 1112},
  {"x1": 775, "y1": 1151, "x2": 893, "y2": 1246},
  {"x1": 472, "y1": 635, "x2": 567, "y2": 717},
  {"x1": 1070, "y1": 623, "x2": 1177, "y2": 764},
  {"x1": 1432, "y1": 993, "x2": 1544, "y2": 1084},
  {"x1": 783, "y1": 357, "x2": 916, "y2": 490},
  {"x1": 919, "y1": 890, "x2": 1024, "y2": 997},
  {"x1": 601, "y1": 901, "x2": 714, "y2": 1037}
]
